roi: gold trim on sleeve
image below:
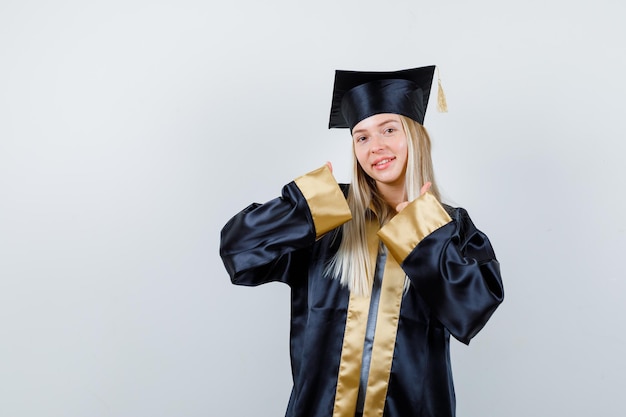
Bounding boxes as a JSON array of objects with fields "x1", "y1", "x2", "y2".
[
  {"x1": 377, "y1": 192, "x2": 452, "y2": 264},
  {"x1": 294, "y1": 165, "x2": 352, "y2": 239}
]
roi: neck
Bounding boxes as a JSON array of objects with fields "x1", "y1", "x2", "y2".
[{"x1": 377, "y1": 182, "x2": 406, "y2": 210}]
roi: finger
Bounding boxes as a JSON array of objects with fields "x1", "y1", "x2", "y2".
[
  {"x1": 396, "y1": 201, "x2": 409, "y2": 212},
  {"x1": 325, "y1": 161, "x2": 333, "y2": 173},
  {"x1": 420, "y1": 181, "x2": 432, "y2": 195}
]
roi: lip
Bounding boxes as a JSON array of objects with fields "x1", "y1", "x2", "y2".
[{"x1": 371, "y1": 156, "x2": 396, "y2": 169}]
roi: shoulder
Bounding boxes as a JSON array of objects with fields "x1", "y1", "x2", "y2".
[
  {"x1": 339, "y1": 183, "x2": 350, "y2": 198},
  {"x1": 440, "y1": 203, "x2": 494, "y2": 249},
  {"x1": 441, "y1": 203, "x2": 478, "y2": 234},
  {"x1": 441, "y1": 203, "x2": 468, "y2": 220}
]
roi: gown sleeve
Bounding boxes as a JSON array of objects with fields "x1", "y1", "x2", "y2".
[
  {"x1": 377, "y1": 192, "x2": 504, "y2": 344},
  {"x1": 220, "y1": 165, "x2": 352, "y2": 287}
]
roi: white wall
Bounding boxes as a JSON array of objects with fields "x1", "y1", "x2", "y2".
[{"x1": 1, "y1": 1, "x2": 624, "y2": 416}]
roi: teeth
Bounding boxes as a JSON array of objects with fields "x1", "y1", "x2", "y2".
[{"x1": 376, "y1": 159, "x2": 391, "y2": 166}]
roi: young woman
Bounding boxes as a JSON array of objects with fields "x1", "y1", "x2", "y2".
[{"x1": 220, "y1": 66, "x2": 504, "y2": 417}]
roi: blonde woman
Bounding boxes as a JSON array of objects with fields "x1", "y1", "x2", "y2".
[{"x1": 220, "y1": 66, "x2": 504, "y2": 417}]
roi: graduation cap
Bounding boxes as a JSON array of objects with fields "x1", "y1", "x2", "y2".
[{"x1": 328, "y1": 65, "x2": 446, "y2": 130}]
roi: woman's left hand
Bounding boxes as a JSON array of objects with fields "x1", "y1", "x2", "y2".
[{"x1": 395, "y1": 182, "x2": 432, "y2": 212}]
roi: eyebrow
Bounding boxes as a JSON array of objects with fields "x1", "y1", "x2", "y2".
[{"x1": 352, "y1": 118, "x2": 401, "y2": 137}]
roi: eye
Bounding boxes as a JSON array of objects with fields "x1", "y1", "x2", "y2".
[
  {"x1": 355, "y1": 135, "x2": 367, "y2": 143},
  {"x1": 384, "y1": 128, "x2": 395, "y2": 134}
]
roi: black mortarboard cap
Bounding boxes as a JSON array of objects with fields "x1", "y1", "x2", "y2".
[{"x1": 328, "y1": 65, "x2": 436, "y2": 129}]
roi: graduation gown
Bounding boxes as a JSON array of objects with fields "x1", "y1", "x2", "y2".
[{"x1": 220, "y1": 166, "x2": 504, "y2": 417}]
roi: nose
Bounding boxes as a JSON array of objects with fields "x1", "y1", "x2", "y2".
[{"x1": 370, "y1": 135, "x2": 385, "y2": 153}]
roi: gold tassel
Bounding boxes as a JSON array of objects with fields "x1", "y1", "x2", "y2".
[{"x1": 436, "y1": 67, "x2": 448, "y2": 113}]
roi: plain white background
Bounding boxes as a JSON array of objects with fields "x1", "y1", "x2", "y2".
[{"x1": 1, "y1": 1, "x2": 625, "y2": 416}]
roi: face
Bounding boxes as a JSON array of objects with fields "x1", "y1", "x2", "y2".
[{"x1": 352, "y1": 113, "x2": 408, "y2": 190}]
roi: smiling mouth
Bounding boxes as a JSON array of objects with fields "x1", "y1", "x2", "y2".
[{"x1": 373, "y1": 157, "x2": 395, "y2": 167}]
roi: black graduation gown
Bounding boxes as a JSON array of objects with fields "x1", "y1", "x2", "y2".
[{"x1": 220, "y1": 166, "x2": 504, "y2": 417}]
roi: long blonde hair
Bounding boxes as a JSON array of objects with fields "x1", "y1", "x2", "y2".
[{"x1": 326, "y1": 116, "x2": 441, "y2": 296}]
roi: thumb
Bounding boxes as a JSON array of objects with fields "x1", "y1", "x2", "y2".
[
  {"x1": 396, "y1": 201, "x2": 409, "y2": 213},
  {"x1": 325, "y1": 161, "x2": 333, "y2": 173}
]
